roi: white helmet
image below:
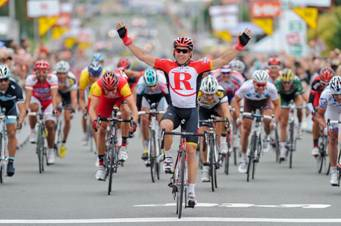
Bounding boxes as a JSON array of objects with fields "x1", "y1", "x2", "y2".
[
  {"x1": 329, "y1": 75, "x2": 341, "y2": 94},
  {"x1": 0, "y1": 64, "x2": 10, "y2": 79},
  {"x1": 200, "y1": 75, "x2": 218, "y2": 94},
  {"x1": 252, "y1": 70, "x2": 269, "y2": 83},
  {"x1": 55, "y1": 61, "x2": 70, "y2": 73},
  {"x1": 229, "y1": 60, "x2": 245, "y2": 73}
]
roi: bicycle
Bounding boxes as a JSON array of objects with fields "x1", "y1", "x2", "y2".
[
  {"x1": 0, "y1": 109, "x2": 8, "y2": 183},
  {"x1": 99, "y1": 108, "x2": 131, "y2": 195},
  {"x1": 55, "y1": 113, "x2": 63, "y2": 156},
  {"x1": 317, "y1": 128, "x2": 329, "y2": 174},
  {"x1": 200, "y1": 116, "x2": 229, "y2": 192},
  {"x1": 138, "y1": 103, "x2": 165, "y2": 183},
  {"x1": 284, "y1": 101, "x2": 298, "y2": 168},
  {"x1": 28, "y1": 111, "x2": 50, "y2": 173},
  {"x1": 161, "y1": 128, "x2": 203, "y2": 219},
  {"x1": 243, "y1": 109, "x2": 272, "y2": 182}
]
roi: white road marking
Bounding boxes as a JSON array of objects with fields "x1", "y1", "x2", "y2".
[
  {"x1": 1, "y1": 217, "x2": 341, "y2": 224},
  {"x1": 134, "y1": 203, "x2": 330, "y2": 209}
]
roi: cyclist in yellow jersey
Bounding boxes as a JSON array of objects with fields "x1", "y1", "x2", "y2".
[{"x1": 78, "y1": 61, "x2": 105, "y2": 142}]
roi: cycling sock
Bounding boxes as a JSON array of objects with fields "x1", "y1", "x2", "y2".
[
  {"x1": 241, "y1": 153, "x2": 247, "y2": 161},
  {"x1": 143, "y1": 140, "x2": 148, "y2": 150},
  {"x1": 122, "y1": 137, "x2": 128, "y2": 146},
  {"x1": 188, "y1": 184, "x2": 195, "y2": 194},
  {"x1": 165, "y1": 150, "x2": 172, "y2": 158},
  {"x1": 8, "y1": 157, "x2": 15, "y2": 162},
  {"x1": 313, "y1": 139, "x2": 318, "y2": 147},
  {"x1": 280, "y1": 142, "x2": 286, "y2": 148},
  {"x1": 98, "y1": 155, "x2": 104, "y2": 166}
]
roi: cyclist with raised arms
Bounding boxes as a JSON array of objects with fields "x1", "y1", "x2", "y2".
[
  {"x1": 89, "y1": 69, "x2": 138, "y2": 181},
  {"x1": 115, "y1": 21, "x2": 251, "y2": 207},
  {"x1": 232, "y1": 70, "x2": 280, "y2": 174},
  {"x1": 0, "y1": 65, "x2": 26, "y2": 177},
  {"x1": 79, "y1": 61, "x2": 105, "y2": 143},
  {"x1": 275, "y1": 69, "x2": 304, "y2": 161},
  {"x1": 54, "y1": 61, "x2": 78, "y2": 158},
  {"x1": 315, "y1": 75, "x2": 341, "y2": 186},
  {"x1": 136, "y1": 68, "x2": 170, "y2": 165},
  {"x1": 307, "y1": 67, "x2": 334, "y2": 157},
  {"x1": 197, "y1": 75, "x2": 232, "y2": 182},
  {"x1": 25, "y1": 60, "x2": 59, "y2": 164}
]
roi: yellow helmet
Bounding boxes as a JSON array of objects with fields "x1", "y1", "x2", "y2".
[{"x1": 280, "y1": 69, "x2": 295, "y2": 82}]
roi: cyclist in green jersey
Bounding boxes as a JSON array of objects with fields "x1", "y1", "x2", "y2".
[{"x1": 275, "y1": 69, "x2": 304, "y2": 161}]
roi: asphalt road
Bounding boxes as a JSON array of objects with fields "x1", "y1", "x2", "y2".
[{"x1": 1, "y1": 113, "x2": 341, "y2": 226}]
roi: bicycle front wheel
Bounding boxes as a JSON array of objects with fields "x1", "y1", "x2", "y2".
[
  {"x1": 150, "y1": 130, "x2": 157, "y2": 183},
  {"x1": 0, "y1": 132, "x2": 3, "y2": 183},
  {"x1": 247, "y1": 133, "x2": 257, "y2": 182},
  {"x1": 107, "y1": 148, "x2": 115, "y2": 195},
  {"x1": 209, "y1": 136, "x2": 217, "y2": 191},
  {"x1": 176, "y1": 150, "x2": 186, "y2": 219},
  {"x1": 289, "y1": 122, "x2": 294, "y2": 169},
  {"x1": 36, "y1": 125, "x2": 45, "y2": 173}
]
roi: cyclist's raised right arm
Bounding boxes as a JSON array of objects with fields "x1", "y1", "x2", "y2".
[{"x1": 116, "y1": 22, "x2": 156, "y2": 67}]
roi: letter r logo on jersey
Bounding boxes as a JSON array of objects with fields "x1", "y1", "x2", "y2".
[{"x1": 173, "y1": 72, "x2": 193, "y2": 90}]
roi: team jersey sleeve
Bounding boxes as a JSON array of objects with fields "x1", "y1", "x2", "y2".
[
  {"x1": 154, "y1": 58, "x2": 172, "y2": 72},
  {"x1": 294, "y1": 78, "x2": 304, "y2": 95},
  {"x1": 49, "y1": 74, "x2": 58, "y2": 89},
  {"x1": 136, "y1": 76, "x2": 145, "y2": 95},
  {"x1": 12, "y1": 81, "x2": 24, "y2": 102},
  {"x1": 25, "y1": 75, "x2": 34, "y2": 90},
  {"x1": 90, "y1": 82, "x2": 102, "y2": 97},
  {"x1": 119, "y1": 83, "x2": 132, "y2": 98},
  {"x1": 235, "y1": 83, "x2": 247, "y2": 98},
  {"x1": 319, "y1": 89, "x2": 329, "y2": 109},
  {"x1": 68, "y1": 72, "x2": 78, "y2": 91},
  {"x1": 191, "y1": 58, "x2": 212, "y2": 74},
  {"x1": 79, "y1": 69, "x2": 89, "y2": 91},
  {"x1": 268, "y1": 83, "x2": 279, "y2": 100}
]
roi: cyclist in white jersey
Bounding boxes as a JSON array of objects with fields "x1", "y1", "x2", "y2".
[
  {"x1": 315, "y1": 76, "x2": 341, "y2": 186},
  {"x1": 116, "y1": 21, "x2": 252, "y2": 207},
  {"x1": 232, "y1": 70, "x2": 280, "y2": 174},
  {"x1": 137, "y1": 68, "x2": 170, "y2": 165}
]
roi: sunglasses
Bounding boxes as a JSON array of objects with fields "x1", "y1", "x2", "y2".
[
  {"x1": 255, "y1": 82, "x2": 266, "y2": 88},
  {"x1": 0, "y1": 78, "x2": 9, "y2": 83},
  {"x1": 283, "y1": 81, "x2": 292, "y2": 85},
  {"x1": 175, "y1": 48, "x2": 190, "y2": 54},
  {"x1": 0, "y1": 57, "x2": 12, "y2": 61}
]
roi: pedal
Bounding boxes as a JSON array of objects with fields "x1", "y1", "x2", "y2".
[{"x1": 187, "y1": 200, "x2": 196, "y2": 208}]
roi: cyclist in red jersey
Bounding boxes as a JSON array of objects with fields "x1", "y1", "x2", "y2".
[
  {"x1": 307, "y1": 67, "x2": 334, "y2": 157},
  {"x1": 116, "y1": 22, "x2": 252, "y2": 207},
  {"x1": 267, "y1": 57, "x2": 281, "y2": 83},
  {"x1": 25, "y1": 60, "x2": 59, "y2": 164}
]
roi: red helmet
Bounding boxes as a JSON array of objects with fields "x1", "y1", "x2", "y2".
[
  {"x1": 173, "y1": 37, "x2": 193, "y2": 50},
  {"x1": 117, "y1": 57, "x2": 131, "y2": 70},
  {"x1": 268, "y1": 57, "x2": 281, "y2": 66},
  {"x1": 319, "y1": 67, "x2": 335, "y2": 83},
  {"x1": 102, "y1": 70, "x2": 120, "y2": 90},
  {"x1": 34, "y1": 60, "x2": 50, "y2": 71}
]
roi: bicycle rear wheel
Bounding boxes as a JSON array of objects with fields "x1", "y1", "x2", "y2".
[
  {"x1": 288, "y1": 122, "x2": 295, "y2": 169},
  {"x1": 247, "y1": 133, "x2": 257, "y2": 182},
  {"x1": 176, "y1": 150, "x2": 186, "y2": 219}
]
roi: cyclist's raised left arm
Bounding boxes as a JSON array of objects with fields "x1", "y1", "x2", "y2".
[
  {"x1": 211, "y1": 29, "x2": 252, "y2": 70},
  {"x1": 116, "y1": 22, "x2": 157, "y2": 67}
]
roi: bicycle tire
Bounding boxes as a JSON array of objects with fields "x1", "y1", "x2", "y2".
[
  {"x1": 247, "y1": 133, "x2": 257, "y2": 182},
  {"x1": 0, "y1": 132, "x2": 3, "y2": 183},
  {"x1": 274, "y1": 127, "x2": 280, "y2": 163},
  {"x1": 36, "y1": 125, "x2": 44, "y2": 173},
  {"x1": 177, "y1": 150, "x2": 186, "y2": 219},
  {"x1": 288, "y1": 122, "x2": 294, "y2": 169},
  {"x1": 107, "y1": 148, "x2": 114, "y2": 195},
  {"x1": 209, "y1": 135, "x2": 216, "y2": 192},
  {"x1": 224, "y1": 152, "x2": 230, "y2": 175},
  {"x1": 252, "y1": 135, "x2": 262, "y2": 180},
  {"x1": 150, "y1": 130, "x2": 156, "y2": 183}
]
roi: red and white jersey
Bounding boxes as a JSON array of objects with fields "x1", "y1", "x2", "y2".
[
  {"x1": 25, "y1": 74, "x2": 58, "y2": 110},
  {"x1": 154, "y1": 58, "x2": 212, "y2": 108}
]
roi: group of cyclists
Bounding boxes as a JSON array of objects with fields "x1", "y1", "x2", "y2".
[{"x1": 1, "y1": 21, "x2": 341, "y2": 209}]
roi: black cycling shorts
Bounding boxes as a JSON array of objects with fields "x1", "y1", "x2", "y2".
[{"x1": 162, "y1": 105, "x2": 198, "y2": 143}]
